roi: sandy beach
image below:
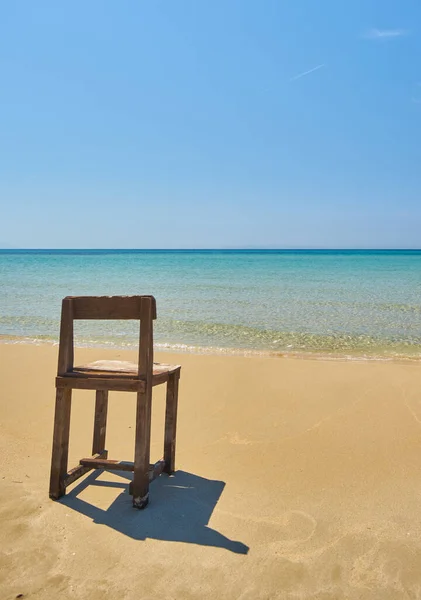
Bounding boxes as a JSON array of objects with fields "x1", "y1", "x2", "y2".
[{"x1": 2, "y1": 343, "x2": 421, "y2": 599}]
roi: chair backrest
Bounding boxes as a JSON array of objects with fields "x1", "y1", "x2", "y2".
[{"x1": 57, "y1": 295, "x2": 157, "y2": 379}]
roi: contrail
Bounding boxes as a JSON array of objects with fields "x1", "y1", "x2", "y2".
[{"x1": 290, "y1": 63, "x2": 325, "y2": 82}]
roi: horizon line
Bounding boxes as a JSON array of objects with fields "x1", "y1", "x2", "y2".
[{"x1": 1, "y1": 248, "x2": 421, "y2": 252}]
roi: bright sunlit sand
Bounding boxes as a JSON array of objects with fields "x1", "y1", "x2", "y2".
[{"x1": 2, "y1": 343, "x2": 421, "y2": 599}]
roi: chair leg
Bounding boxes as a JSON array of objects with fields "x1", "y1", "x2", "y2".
[
  {"x1": 92, "y1": 390, "x2": 109, "y2": 455},
  {"x1": 132, "y1": 386, "x2": 152, "y2": 509},
  {"x1": 49, "y1": 387, "x2": 72, "y2": 500},
  {"x1": 164, "y1": 373, "x2": 180, "y2": 474}
]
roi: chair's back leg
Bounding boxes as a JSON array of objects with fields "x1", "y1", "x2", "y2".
[
  {"x1": 92, "y1": 390, "x2": 109, "y2": 455},
  {"x1": 164, "y1": 372, "x2": 180, "y2": 474},
  {"x1": 132, "y1": 385, "x2": 153, "y2": 509},
  {"x1": 49, "y1": 387, "x2": 72, "y2": 499}
]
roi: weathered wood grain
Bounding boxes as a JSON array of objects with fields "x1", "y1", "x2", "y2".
[
  {"x1": 68, "y1": 295, "x2": 157, "y2": 320},
  {"x1": 92, "y1": 390, "x2": 108, "y2": 455},
  {"x1": 132, "y1": 388, "x2": 152, "y2": 509},
  {"x1": 138, "y1": 297, "x2": 154, "y2": 378},
  {"x1": 164, "y1": 372, "x2": 180, "y2": 474},
  {"x1": 49, "y1": 388, "x2": 72, "y2": 499},
  {"x1": 131, "y1": 297, "x2": 154, "y2": 509},
  {"x1": 56, "y1": 376, "x2": 145, "y2": 392},
  {"x1": 128, "y1": 460, "x2": 167, "y2": 494},
  {"x1": 57, "y1": 298, "x2": 74, "y2": 375},
  {"x1": 79, "y1": 458, "x2": 135, "y2": 471},
  {"x1": 63, "y1": 450, "x2": 108, "y2": 488},
  {"x1": 149, "y1": 458, "x2": 166, "y2": 482},
  {"x1": 57, "y1": 361, "x2": 180, "y2": 387},
  {"x1": 75, "y1": 360, "x2": 180, "y2": 376}
]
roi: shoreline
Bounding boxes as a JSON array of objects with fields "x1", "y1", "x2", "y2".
[{"x1": 1, "y1": 333, "x2": 421, "y2": 365}]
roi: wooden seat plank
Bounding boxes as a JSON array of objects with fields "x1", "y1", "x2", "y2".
[{"x1": 72, "y1": 359, "x2": 181, "y2": 377}]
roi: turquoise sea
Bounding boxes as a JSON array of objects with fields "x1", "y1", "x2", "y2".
[{"x1": 1, "y1": 250, "x2": 421, "y2": 360}]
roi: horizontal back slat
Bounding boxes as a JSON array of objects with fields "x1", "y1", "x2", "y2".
[{"x1": 68, "y1": 296, "x2": 156, "y2": 320}]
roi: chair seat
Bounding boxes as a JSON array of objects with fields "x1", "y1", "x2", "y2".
[{"x1": 68, "y1": 360, "x2": 181, "y2": 386}]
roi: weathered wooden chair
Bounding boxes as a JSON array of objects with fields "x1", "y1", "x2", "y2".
[{"x1": 49, "y1": 295, "x2": 181, "y2": 509}]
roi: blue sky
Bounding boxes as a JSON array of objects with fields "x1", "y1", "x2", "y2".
[{"x1": 0, "y1": 0, "x2": 420, "y2": 248}]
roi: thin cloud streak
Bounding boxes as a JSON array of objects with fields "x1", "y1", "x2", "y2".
[
  {"x1": 363, "y1": 28, "x2": 408, "y2": 40},
  {"x1": 290, "y1": 63, "x2": 326, "y2": 82}
]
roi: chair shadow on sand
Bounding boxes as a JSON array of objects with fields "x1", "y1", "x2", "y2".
[{"x1": 61, "y1": 470, "x2": 249, "y2": 555}]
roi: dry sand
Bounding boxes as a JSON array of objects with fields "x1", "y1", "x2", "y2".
[{"x1": 1, "y1": 343, "x2": 421, "y2": 599}]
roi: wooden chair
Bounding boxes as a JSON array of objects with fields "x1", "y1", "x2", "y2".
[{"x1": 49, "y1": 295, "x2": 181, "y2": 509}]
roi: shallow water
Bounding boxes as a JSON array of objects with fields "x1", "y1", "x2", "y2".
[{"x1": 1, "y1": 249, "x2": 421, "y2": 359}]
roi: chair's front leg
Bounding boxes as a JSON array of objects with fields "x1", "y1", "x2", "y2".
[
  {"x1": 49, "y1": 387, "x2": 72, "y2": 499},
  {"x1": 132, "y1": 386, "x2": 152, "y2": 509},
  {"x1": 164, "y1": 372, "x2": 180, "y2": 474}
]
